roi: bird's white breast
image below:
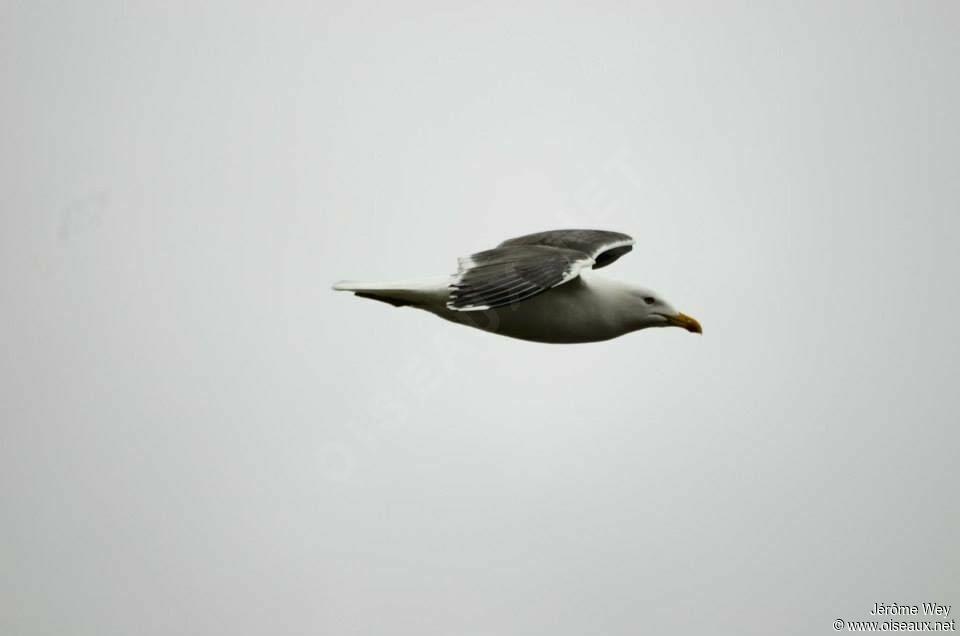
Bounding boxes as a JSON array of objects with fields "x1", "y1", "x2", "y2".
[{"x1": 427, "y1": 276, "x2": 631, "y2": 344}]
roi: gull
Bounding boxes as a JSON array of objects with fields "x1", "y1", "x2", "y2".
[{"x1": 333, "y1": 229, "x2": 701, "y2": 344}]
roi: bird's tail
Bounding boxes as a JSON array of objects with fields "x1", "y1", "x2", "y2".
[{"x1": 332, "y1": 277, "x2": 448, "y2": 308}]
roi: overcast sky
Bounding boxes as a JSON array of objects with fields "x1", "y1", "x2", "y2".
[{"x1": 3, "y1": 2, "x2": 959, "y2": 635}]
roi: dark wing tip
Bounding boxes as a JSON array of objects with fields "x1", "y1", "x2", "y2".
[
  {"x1": 446, "y1": 245, "x2": 594, "y2": 311},
  {"x1": 499, "y1": 229, "x2": 634, "y2": 269}
]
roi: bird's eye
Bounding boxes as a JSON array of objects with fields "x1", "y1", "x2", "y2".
[{"x1": 643, "y1": 296, "x2": 656, "y2": 305}]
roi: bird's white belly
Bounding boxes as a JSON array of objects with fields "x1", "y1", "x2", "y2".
[{"x1": 428, "y1": 279, "x2": 624, "y2": 344}]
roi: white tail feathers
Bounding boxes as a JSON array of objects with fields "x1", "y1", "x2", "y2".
[
  {"x1": 333, "y1": 277, "x2": 446, "y2": 292},
  {"x1": 332, "y1": 277, "x2": 449, "y2": 307}
]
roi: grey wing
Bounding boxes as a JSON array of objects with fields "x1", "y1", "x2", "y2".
[
  {"x1": 498, "y1": 229, "x2": 634, "y2": 269},
  {"x1": 447, "y1": 245, "x2": 595, "y2": 311}
]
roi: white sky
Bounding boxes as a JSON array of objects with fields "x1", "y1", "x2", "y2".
[{"x1": 3, "y1": 2, "x2": 959, "y2": 634}]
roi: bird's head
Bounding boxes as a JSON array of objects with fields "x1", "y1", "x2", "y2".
[{"x1": 628, "y1": 286, "x2": 702, "y2": 334}]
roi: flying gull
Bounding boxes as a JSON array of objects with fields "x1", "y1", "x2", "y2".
[{"x1": 333, "y1": 229, "x2": 701, "y2": 344}]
